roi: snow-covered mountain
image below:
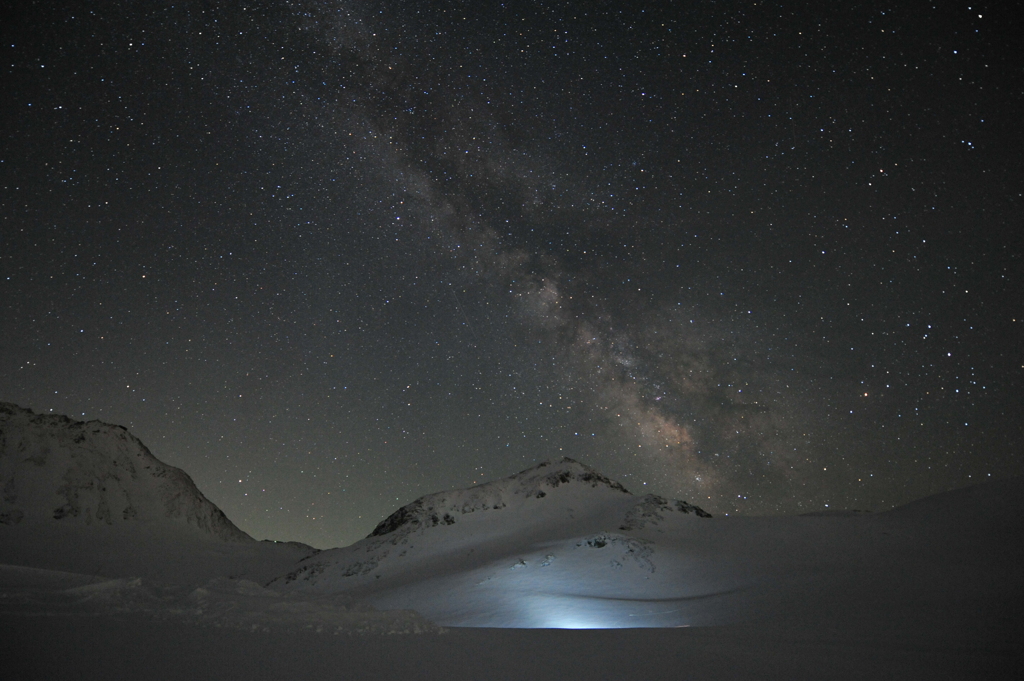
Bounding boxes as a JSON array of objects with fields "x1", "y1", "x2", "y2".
[
  {"x1": 275, "y1": 457, "x2": 1024, "y2": 631},
  {"x1": 0, "y1": 402, "x2": 324, "y2": 587},
  {"x1": 273, "y1": 458, "x2": 728, "y2": 627},
  {"x1": 0, "y1": 402, "x2": 248, "y2": 541},
  {"x1": 368, "y1": 457, "x2": 709, "y2": 540}
]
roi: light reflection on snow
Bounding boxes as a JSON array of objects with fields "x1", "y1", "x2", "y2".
[{"x1": 521, "y1": 593, "x2": 693, "y2": 629}]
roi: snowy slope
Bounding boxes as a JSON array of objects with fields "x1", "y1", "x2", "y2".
[
  {"x1": 275, "y1": 458, "x2": 1024, "y2": 633},
  {"x1": 273, "y1": 458, "x2": 731, "y2": 627}
]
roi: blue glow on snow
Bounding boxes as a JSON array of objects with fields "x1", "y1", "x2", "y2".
[{"x1": 522, "y1": 593, "x2": 692, "y2": 629}]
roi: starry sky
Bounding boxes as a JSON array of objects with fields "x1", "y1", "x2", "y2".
[{"x1": 2, "y1": 1, "x2": 1021, "y2": 548}]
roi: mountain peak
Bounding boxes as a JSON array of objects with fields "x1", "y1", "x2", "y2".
[
  {"x1": 369, "y1": 457, "x2": 631, "y2": 539},
  {"x1": 521, "y1": 457, "x2": 631, "y2": 493}
]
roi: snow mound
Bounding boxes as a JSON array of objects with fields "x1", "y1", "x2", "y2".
[
  {"x1": 370, "y1": 457, "x2": 632, "y2": 539},
  {"x1": 0, "y1": 402, "x2": 250, "y2": 542}
]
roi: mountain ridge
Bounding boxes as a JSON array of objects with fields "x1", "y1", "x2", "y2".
[
  {"x1": 0, "y1": 402, "x2": 251, "y2": 542},
  {"x1": 369, "y1": 457, "x2": 638, "y2": 539}
]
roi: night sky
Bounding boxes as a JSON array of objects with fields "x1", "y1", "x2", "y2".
[{"x1": 2, "y1": 1, "x2": 1020, "y2": 548}]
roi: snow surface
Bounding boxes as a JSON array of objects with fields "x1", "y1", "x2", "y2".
[
  {"x1": 0, "y1": 564, "x2": 438, "y2": 636},
  {"x1": 2, "y1": 403, "x2": 1022, "y2": 679}
]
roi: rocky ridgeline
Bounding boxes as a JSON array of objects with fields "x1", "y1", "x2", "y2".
[
  {"x1": 0, "y1": 402, "x2": 251, "y2": 542},
  {"x1": 369, "y1": 457, "x2": 632, "y2": 539}
]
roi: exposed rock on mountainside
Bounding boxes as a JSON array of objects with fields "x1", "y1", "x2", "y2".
[
  {"x1": 0, "y1": 402, "x2": 251, "y2": 542},
  {"x1": 619, "y1": 494, "x2": 712, "y2": 531},
  {"x1": 369, "y1": 457, "x2": 634, "y2": 539}
]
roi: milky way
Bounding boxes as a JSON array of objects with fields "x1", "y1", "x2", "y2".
[{"x1": 2, "y1": 1, "x2": 1020, "y2": 546}]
